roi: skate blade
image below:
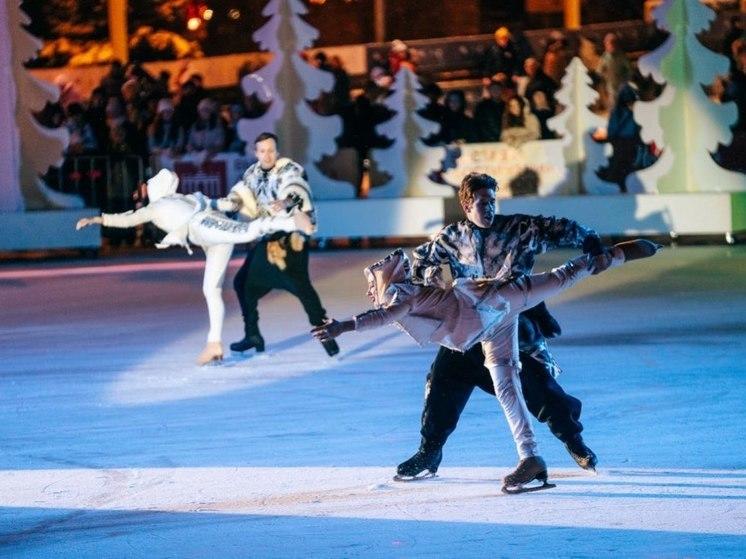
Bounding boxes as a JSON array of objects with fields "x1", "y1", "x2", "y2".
[
  {"x1": 393, "y1": 472, "x2": 437, "y2": 483},
  {"x1": 230, "y1": 350, "x2": 270, "y2": 361},
  {"x1": 501, "y1": 481, "x2": 556, "y2": 495},
  {"x1": 199, "y1": 357, "x2": 224, "y2": 367}
]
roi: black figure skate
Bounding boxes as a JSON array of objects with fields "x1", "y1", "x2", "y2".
[
  {"x1": 501, "y1": 456, "x2": 556, "y2": 494},
  {"x1": 320, "y1": 338, "x2": 340, "y2": 357},
  {"x1": 564, "y1": 435, "x2": 598, "y2": 472},
  {"x1": 393, "y1": 447, "x2": 443, "y2": 482},
  {"x1": 615, "y1": 239, "x2": 662, "y2": 261},
  {"x1": 230, "y1": 334, "x2": 265, "y2": 354}
]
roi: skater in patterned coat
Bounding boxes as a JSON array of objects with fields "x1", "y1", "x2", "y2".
[
  {"x1": 313, "y1": 235, "x2": 659, "y2": 491},
  {"x1": 388, "y1": 172, "x2": 611, "y2": 481}
]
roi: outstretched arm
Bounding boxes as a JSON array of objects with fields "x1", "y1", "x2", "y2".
[
  {"x1": 528, "y1": 215, "x2": 612, "y2": 274},
  {"x1": 311, "y1": 302, "x2": 413, "y2": 341},
  {"x1": 76, "y1": 205, "x2": 156, "y2": 230},
  {"x1": 75, "y1": 216, "x2": 103, "y2": 230},
  {"x1": 247, "y1": 211, "x2": 315, "y2": 237}
]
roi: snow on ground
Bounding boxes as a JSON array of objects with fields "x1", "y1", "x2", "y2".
[{"x1": 1, "y1": 246, "x2": 745, "y2": 558}]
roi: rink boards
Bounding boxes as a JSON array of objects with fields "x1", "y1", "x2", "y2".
[{"x1": 1, "y1": 192, "x2": 745, "y2": 250}]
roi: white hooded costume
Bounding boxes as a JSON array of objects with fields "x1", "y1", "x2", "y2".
[{"x1": 101, "y1": 169, "x2": 301, "y2": 345}]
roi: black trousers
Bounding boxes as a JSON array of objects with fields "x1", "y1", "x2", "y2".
[
  {"x1": 419, "y1": 341, "x2": 583, "y2": 452},
  {"x1": 233, "y1": 237, "x2": 328, "y2": 337}
]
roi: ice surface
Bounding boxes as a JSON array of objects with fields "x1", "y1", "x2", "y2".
[{"x1": 1, "y1": 246, "x2": 745, "y2": 557}]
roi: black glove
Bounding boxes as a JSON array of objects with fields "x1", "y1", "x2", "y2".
[
  {"x1": 285, "y1": 192, "x2": 304, "y2": 211},
  {"x1": 521, "y1": 302, "x2": 562, "y2": 339},
  {"x1": 582, "y1": 234, "x2": 605, "y2": 256},
  {"x1": 582, "y1": 234, "x2": 614, "y2": 275}
]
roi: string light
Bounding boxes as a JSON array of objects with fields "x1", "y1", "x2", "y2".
[{"x1": 186, "y1": 1, "x2": 211, "y2": 31}]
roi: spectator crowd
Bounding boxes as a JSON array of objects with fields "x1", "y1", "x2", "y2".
[{"x1": 37, "y1": 16, "x2": 746, "y2": 210}]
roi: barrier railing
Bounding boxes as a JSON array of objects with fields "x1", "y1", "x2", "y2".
[{"x1": 52, "y1": 154, "x2": 146, "y2": 210}]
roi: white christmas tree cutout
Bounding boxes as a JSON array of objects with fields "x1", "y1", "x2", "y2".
[
  {"x1": 629, "y1": 0, "x2": 745, "y2": 193},
  {"x1": 237, "y1": 0, "x2": 353, "y2": 198},
  {"x1": 2, "y1": 0, "x2": 79, "y2": 210},
  {"x1": 371, "y1": 68, "x2": 445, "y2": 198},
  {"x1": 547, "y1": 57, "x2": 618, "y2": 194}
]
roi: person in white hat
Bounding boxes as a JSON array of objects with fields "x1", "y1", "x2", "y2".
[{"x1": 76, "y1": 169, "x2": 314, "y2": 365}]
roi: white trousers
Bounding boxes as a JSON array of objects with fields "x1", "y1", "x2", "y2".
[
  {"x1": 187, "y1": 212, "x2": 295, "y2": 343},
  {"x1": 482, "y1": 250, "x2": 624, "y2": 459}
]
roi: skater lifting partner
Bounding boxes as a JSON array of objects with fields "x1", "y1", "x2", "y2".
[
  {"x1": 210, "y1": 132, "x2": 340, "y2": 358},
  {"x1": 75, "y1": 168, "x2": 314, "y2": 366},
  {"x1": 395, "y1": 172, "x2": 611, "y2": 482},
  {"x1": 313, "y1": 173, "x2": 660, "y2": 492}
]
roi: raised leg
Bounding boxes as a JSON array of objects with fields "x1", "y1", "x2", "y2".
[{"x1": 483, "y1": 319, "x2": 538, "y2": 460}]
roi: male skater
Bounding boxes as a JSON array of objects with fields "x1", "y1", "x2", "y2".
[
  {"x1": 213, "y1": 132, "x2": 339, "y2": 356},
  {"x1": 313, "y1": 237, "x2": 657, "y2": 491},
  {"x1": 397, "y1": 172, "x2": 603, "y2": 480}
]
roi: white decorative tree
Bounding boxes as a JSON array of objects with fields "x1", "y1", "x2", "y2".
[
  {"x1": 629, "y1": 0, "x2": 746, "y2": 193},
  {"x1": 547, "y1": 57, "x2": 618, "y2": 194},
  {"x1": 2, "y1": 0, "x2": 79, "y2": 211},
  {"x1": 237, "y1": 0, "x2": 353, "y2": 198},
  {"x1": 370, "y1": 68, "x2": 445, "y2": 197}
]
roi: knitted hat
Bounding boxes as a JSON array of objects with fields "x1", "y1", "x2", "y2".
[{"x1": 156, "y1": 98, "x2": 174, "y2": 114}]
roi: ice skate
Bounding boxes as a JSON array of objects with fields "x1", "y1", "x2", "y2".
[
  {"x1": 501, "y1": 456, "x2": 555, "y2": 494},
  {"x1": 315, "y1": 320, "x2": 340, "y2": 356},
  {"x1": 197, "y1": 341, "x2": 224, "y2": 366},
  {"x1": 320, "y1": 338, "x2": 340, "y2": 357},
  {"x1": 230, "y1": 334, "x2": 265, "y2": 354},
  {"x1": 615, "y1": 239, "x2": 662, "y2": 262},
  {"x1": 393, "y1": 447, "x2": 442, "y2": 482},
  {"x1": 564, "y1": 435, "x2": 598, "y2": 472}
]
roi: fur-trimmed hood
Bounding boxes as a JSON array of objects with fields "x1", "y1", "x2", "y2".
[
  {"x1": 363, "y1": 249, "x2": 412, "y2": 308},
  {"x1": 147, "y1": 168, "x2": 179, "y2": 202}
]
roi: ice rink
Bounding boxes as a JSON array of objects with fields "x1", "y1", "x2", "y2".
[{"x1": 1, "y1": 245, "x2": 745, "y2": 558}]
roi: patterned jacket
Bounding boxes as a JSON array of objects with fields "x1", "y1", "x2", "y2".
[
  {"x1": 216, "y1": 157, "x2": 316, "y2": 225},
  {"x1": 412, "y1": 213, "x2": 599, "y2": 376}
]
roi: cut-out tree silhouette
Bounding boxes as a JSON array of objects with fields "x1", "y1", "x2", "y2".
[
  {"x1": 237, "y1": 0, "x2": 352, "y2": 198},
  {"x1": 370, "y1": 68, "x2": 444, "y2": 197},
  {"x1": 629, "y1": 0, "x2": 745, "y2": 193},
  {"x1": 1, "y1": 0, "x2": 76, "y2": 210},
  {"x1": 547, "y1": 57, "x2": 618, "y2": 194}
]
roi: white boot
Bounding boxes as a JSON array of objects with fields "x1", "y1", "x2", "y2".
[{"x1": 197, "y1": 341, "x2": 223, "y2": 366}]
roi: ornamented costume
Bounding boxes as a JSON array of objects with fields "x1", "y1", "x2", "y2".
[
  {"x1": 397, "y1": 213, "x2": 606, "y2": 479},
  {"x1": 98, "y1": 169, "x2": 302, "y2": 363},
  {"x1": 354, "y1": 248, "x2": 624, "y2": 461},
  {"x1": 215, "y1": 158, "x2": 334, "y2": 354}
]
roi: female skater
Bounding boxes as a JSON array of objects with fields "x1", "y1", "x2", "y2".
[
  {"x1": 76, "y1": 169, "x2": 314, "y2": 365},
  {"x1": 313, "y1": 240, "x2": 659, "y2": 491}
]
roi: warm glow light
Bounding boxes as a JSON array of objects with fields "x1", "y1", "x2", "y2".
[
  {"x1": 187, "y1": 17, "x2": 202, "y2": 31},
  {"x1": 228, "y1": 8, "x2": 241, "y2": 20},
  {"x1": 203, "y1": 8, "x2": 214, "y2": 20}
]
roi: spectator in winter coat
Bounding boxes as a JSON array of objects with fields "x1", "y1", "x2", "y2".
[
  {"x1": 593, "y1": 83, "x2": 653, "y2": 192},
  {"x1": 481, "y1": 26, "x2": 524, "y2": 89},
  {"x1": 186, "y1": 98, "x2": 226, "y2": 157},
  {"x1": 500, "y1": 95, "x2": 540, "y2": 147},
  {"x1": 148, "y1": 98, "x2": 185, "y2": 157},
  {"x1": 596, "y1": 33, "x2": 633, "y2": 111},
  {"x1": 474, "y1": 81, "x2": 506, "y2": 142},
  {"x1": 441, "y1": 90, "x2": 479, "y2": 144}
]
